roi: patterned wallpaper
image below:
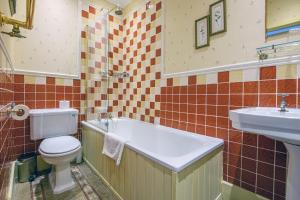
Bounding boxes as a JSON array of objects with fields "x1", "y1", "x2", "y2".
[
  {"x1": 164, "y1": 0, "x2": 300, "y2": 74},
  {"x1": 4, "y1": 0, "x2": 80, "y2": 76}
]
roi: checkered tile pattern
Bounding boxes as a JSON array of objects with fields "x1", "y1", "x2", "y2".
[
  {"x1": 122, "y1": 1, "x2": 163, "y2": 123},
  {"x1": 81, "y1": 5, "x2": 124, "y2": 120},
  {"x1": 81, "y1": 2, "x2": 163, "y2": 122},
  {"x1": 108, "y1": 15, "x2": 124, "y2": 117}
]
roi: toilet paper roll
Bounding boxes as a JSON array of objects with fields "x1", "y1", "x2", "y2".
[{"x1": 11, "y1": 104, "x2": 29, "y2": 121}]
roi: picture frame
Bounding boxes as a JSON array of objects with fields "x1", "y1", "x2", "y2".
[
  {"x1": 210, "y1": 0, "x2": 226, "y2": 35},
  {"x1": 195, "y1": 16, "x2": 210, "y2": 49},
  {"x1": 265, "y1": 0, "x2": 300, "y2": 38}
]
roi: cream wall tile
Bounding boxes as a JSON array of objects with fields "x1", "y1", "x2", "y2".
[
  {"x1": 229, "y1": 70, "x2": 243, "y2": 83},
  {"x1": 243, "y1": 68, "x2": 259, "y2": 82},
  {"x1": 172, "y1": 77, "x2": 180, "y2": 86},
  {"x1": 64, "y1": 79, "x2": 73, "y2": 86},
  {"x1": 160, "y1": 79, "x2": 167, "y2": 87},
  {"x1": 180, "y1": 76, "x2": 188, "y2": 86},
  {"x1": 277, "y1": 64, "x2": 297, "y2": 79},
  {"x1": 24, "y1": 75, "x2": 36, "y2": 84},
  {"x1": 297, "y1": 63, "x2": 300, "y2": 78},
  {"x1": 35, "y1": 76, "x2": 46, "y2": 84},
  {"x1": 206, "y1": 73, "x2": 217, "y2": 84},
  {"x1": 196, "y1": 74, "x2": 206, "y2": 85},
  {"x1": 154, "y1": 117, "x2": 160, "y2": 125},
  {"x1": 56, "y1": 78, "x2": 65, "y2": 86}
]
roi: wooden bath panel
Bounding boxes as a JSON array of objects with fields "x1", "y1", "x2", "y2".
[{"x1": 82, "y1": 126, "x2": 223, "y2": 200}]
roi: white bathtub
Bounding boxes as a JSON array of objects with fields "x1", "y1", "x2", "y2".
[{"x1": 82, "y1": 118, "x2": 223, "y2": 172}]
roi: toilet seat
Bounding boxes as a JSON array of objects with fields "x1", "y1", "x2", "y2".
[{"x1": 39, "y1": 136, "x2": 81, "y2": 156}]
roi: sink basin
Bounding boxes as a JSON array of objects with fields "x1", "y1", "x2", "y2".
[
  {"x1": 230, "y1": 107, "x2": 300, "y2": 145},
  {"x1": 230, "y1": 107, "x2": 300, "y2": 200}
]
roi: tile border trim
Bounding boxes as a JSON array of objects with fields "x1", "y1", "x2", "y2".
[
  {"x1": 13, "y1": 68, "x2": 81, "y2": 79},
  {"x1": 163, "y1": 55, "x2": 300, "y2": 78}
]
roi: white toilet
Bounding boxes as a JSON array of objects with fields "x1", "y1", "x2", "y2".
[{"x1": 29, "y1": 108, "x2": 81, "y2": 194}]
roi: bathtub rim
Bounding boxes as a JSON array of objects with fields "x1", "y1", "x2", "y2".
[{"x1": 81, "y1": 118, "x2": 224, "y2": 172}]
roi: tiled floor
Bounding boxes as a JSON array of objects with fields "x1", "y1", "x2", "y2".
[{"x1": 13, "y1": 163, "x2": 120, "y2": 200}]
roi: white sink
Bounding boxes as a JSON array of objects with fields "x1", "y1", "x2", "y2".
[
  {"x1": 229, "y1": 107, "x2": 300, "y2": 200},
  {"x1": 230, "y1": 107, "x2": 300, "y2": 145}
]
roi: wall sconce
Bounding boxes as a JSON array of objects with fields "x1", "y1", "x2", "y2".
[{"x1": 0, "y1": 0, "x2": 35, "y2": 38}]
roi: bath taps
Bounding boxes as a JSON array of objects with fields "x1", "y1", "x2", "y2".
[
  {"x1": 98, "y1": 112, "x2": 112, "y2": 121},
  {"x1": 104, "y1": 113, "x2": 113, "y2": 129},
  {"x1": 279, "y1": 93, "x2": 289, "y2": 112}
]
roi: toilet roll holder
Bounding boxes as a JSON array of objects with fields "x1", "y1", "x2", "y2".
[{"x1": 0, "y1": 102, "x2": 26, "y2": 117}]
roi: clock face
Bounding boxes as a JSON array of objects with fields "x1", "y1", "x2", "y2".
[
  {"x1": 196, "y1": 17, "x2": 209, "y2": 48},
  {"x1": 211, "y1": 1, "x2": 225, "y2": 35}
]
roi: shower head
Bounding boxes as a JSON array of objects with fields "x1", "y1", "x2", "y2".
[{"x1": 114, "y1": 6, "x2": 123, "y2": 16}]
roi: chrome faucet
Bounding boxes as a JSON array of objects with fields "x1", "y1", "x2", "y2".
[
  {"x1": 98, "y1": 112, "x2": 113, "y2": 128},
  {"x1": 98, "y1": 112, "x2": 113, "y2": 121},
  {"x1": 279, "y1": 93, "x2": 289, "y2": 112}
]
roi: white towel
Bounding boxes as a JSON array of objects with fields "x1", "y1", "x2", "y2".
[{"x1": 102, "y1": 133, "x2": 126, "y2": 166}]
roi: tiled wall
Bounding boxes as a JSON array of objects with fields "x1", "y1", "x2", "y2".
[
  {"x1": 159, "y1": 65, "x2": 297, "y2": 200},
  {"x1": 81, "y1": 4, "x2": 124, "y2": 120},
  {"x1": 6, "y1": 1, "x2": 297, "y2": 200},
  {"x1": 11, "y1": 74, "x2": 83, "y2": 159},
  {"x1": 81, "y1": 1, "x2": 163, "y2": 122},
  {"x1": 122, "y1": 1, "x2": 162, "y2": 122},
  {"x1": 0, "y1": 64, "x2": 14, "y2": 198}
]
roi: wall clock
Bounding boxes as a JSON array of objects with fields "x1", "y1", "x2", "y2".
[
  {"x1": 210, "y1": 0, "x2": 226, "y2": 35},
  {"x1": 195, "y1": 16, "x2": 210, "y2": 49}
]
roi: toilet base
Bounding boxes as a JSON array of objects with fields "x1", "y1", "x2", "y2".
[{"x1": 49, "y1": 162, "x2": 76, "y2": 194}]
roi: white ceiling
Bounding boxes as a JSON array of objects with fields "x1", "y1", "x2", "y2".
[{"x1": 106, "y1": 0, "x2": 132, "y2": 8}]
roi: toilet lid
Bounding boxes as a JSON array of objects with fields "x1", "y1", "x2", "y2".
[{"x1": 39, "y1": 136, "x2": 80, "y2": 154}]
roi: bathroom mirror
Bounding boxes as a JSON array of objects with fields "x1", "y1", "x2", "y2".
[
  {"x1": 266, "y1": 0, "x2": 300, "y2": 37},
  {"x1": 8, "y1": 0, "x2": 16, "y2": 16}
]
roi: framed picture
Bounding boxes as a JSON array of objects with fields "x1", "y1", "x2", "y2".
[
  {"x1": 210, "y1": 0, "x2": 226, "y2": 35},
  {"x1": 195, "y1": 16, "x2": 210, "y2": 49}
]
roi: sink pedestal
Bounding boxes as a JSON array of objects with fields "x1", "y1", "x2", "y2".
[
  {"x1": 285, "y1": 143, "x2": 300, "y2": 200},
  {"x1": 229, "y1": 107, "x2": 300, "y2": 200}
]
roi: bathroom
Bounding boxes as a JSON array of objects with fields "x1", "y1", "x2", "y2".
[{"x1": 0, "y1": 0, "x2": 300, "y2": 199}]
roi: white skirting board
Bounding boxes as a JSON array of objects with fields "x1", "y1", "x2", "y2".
[{"x1": 222, "y1": 181, "x2": 268, "y2": 200}]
